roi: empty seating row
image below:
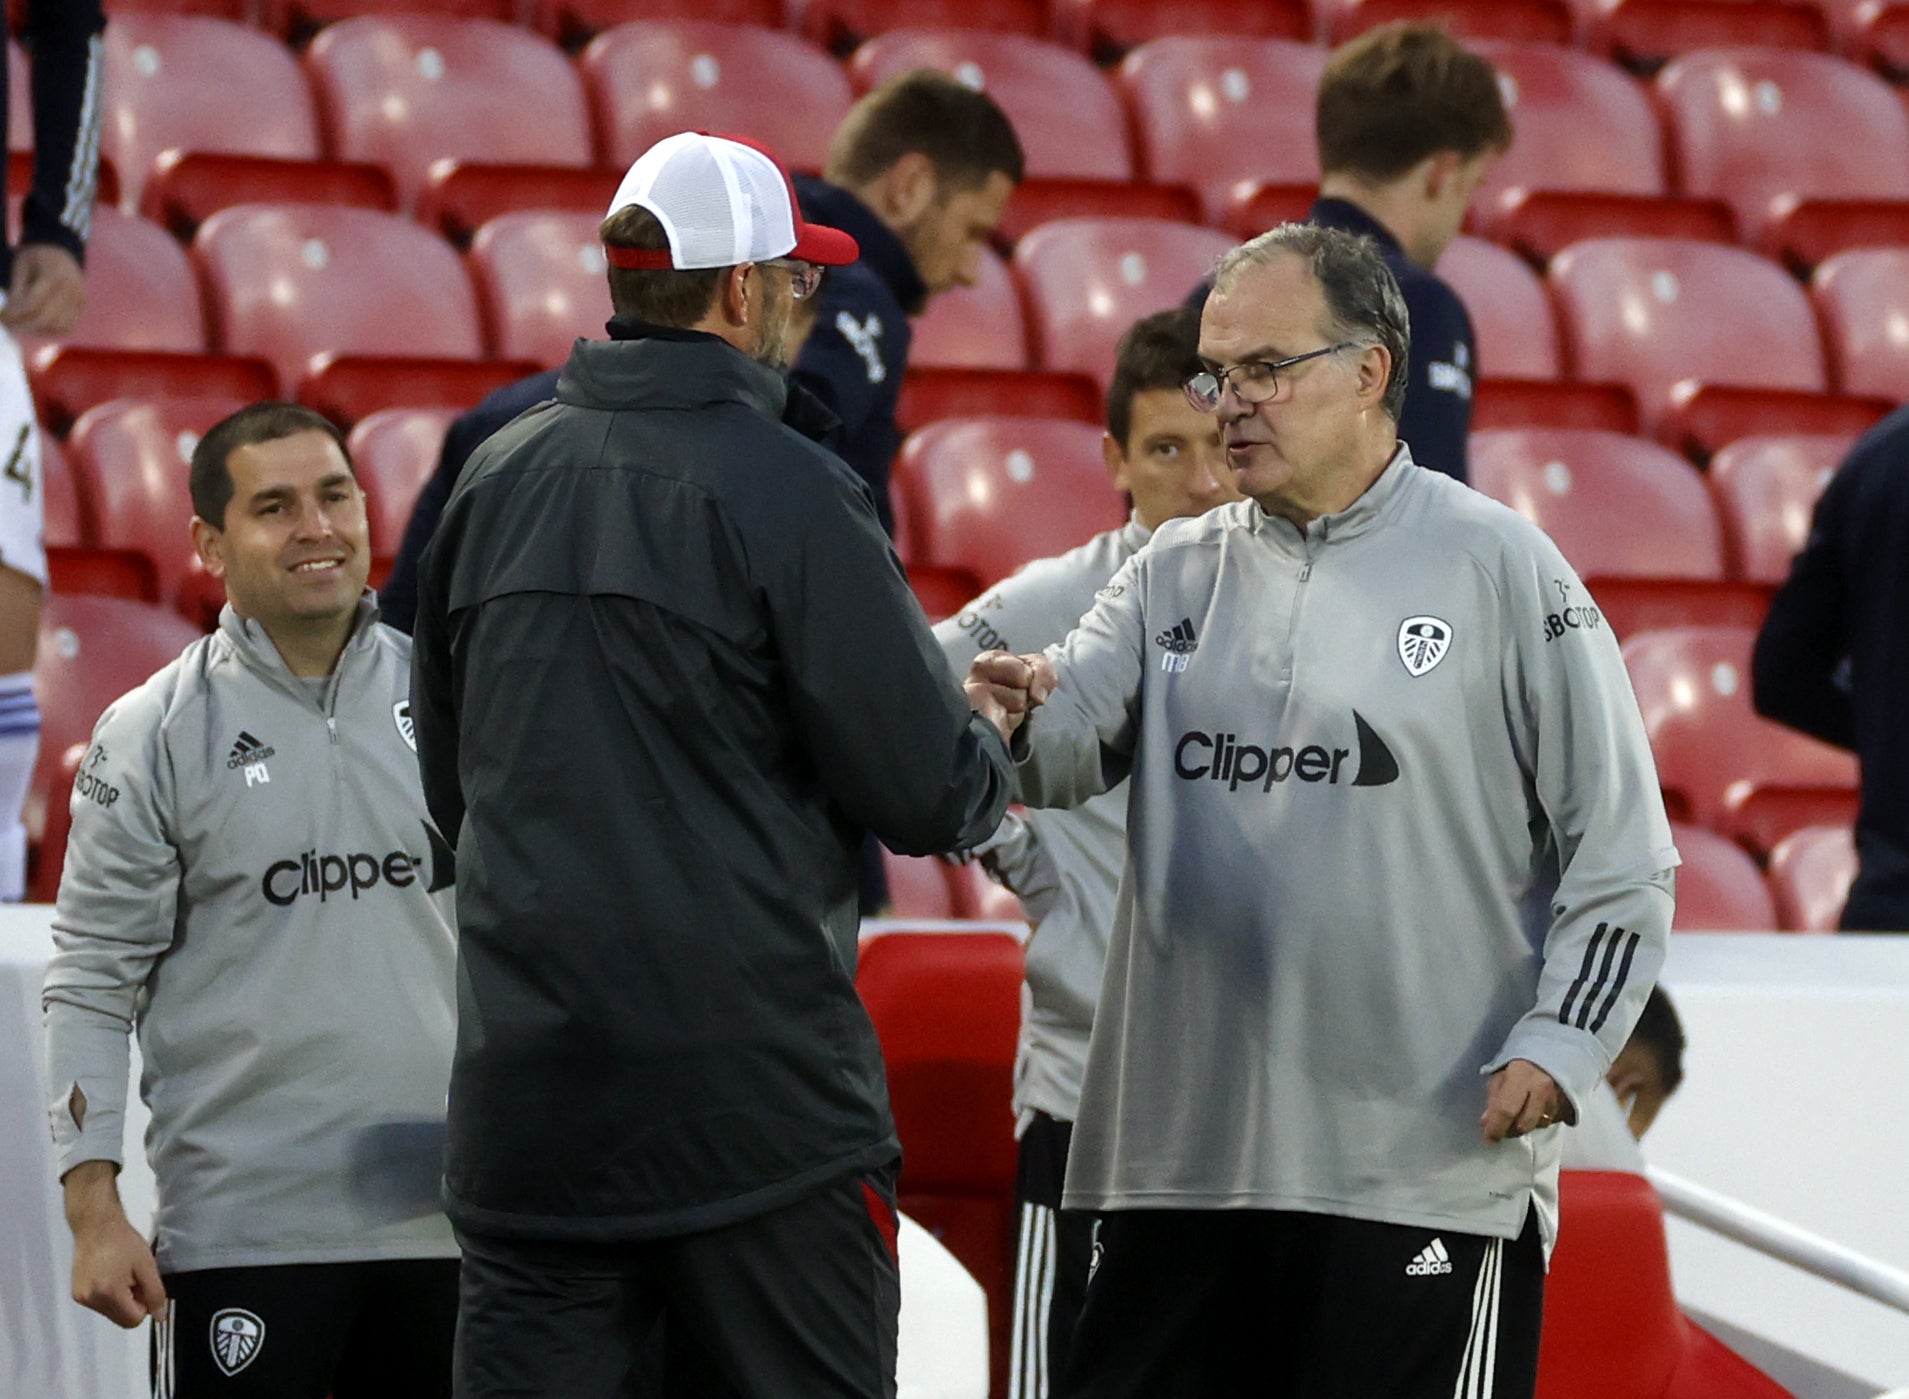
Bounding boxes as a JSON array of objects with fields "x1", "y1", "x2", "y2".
[
  {"x1": 95, "y1": 0, "x2": 1909, "y2": 76},
  {"x1": 58, "y1": 14, "x2": 1909, "y2": 266}
]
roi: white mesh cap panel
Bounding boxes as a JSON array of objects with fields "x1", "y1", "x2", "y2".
[{"x1": 606, "y1": 132, "x2": 798, "y2": 269}]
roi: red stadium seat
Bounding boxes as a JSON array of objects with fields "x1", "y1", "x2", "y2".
[
  {"x1": 534, "y1": 0, "x2": 783, "y2": 50},
  {"x1": 801, "y1": 0, "x2": 1048, "y2": 54},
  {"x1": 141, "y1": 152, "x2": 397, "y2": 239},
  {"x1": 43, "y1": 436, "x2": 84, "y2": 548},
  {"x1": 855, "y1": 929, "x2": 1024, "y2": 1399},
  {"x1": 1591, "y1": 0, "x2": 1830, "y2": 72},
  {"x1": 1547, "y1": 237, "x2": 1824, "y2": 440},
  {"x1": 345, "y1": 407, "x2": 457, "y2": 561},
  {"x1": 896, "y1": 368, "x2": 1102, "y2": 433},
  {"x1": 29, "y1": 348, "x2": 279, "y2": 440},
  {"x1": 1766, "y1": 823, "x2": 1857, "y2": 932},
  {"x1": 1623, "y1": 625, "x2": 1858, "y2": 853},
  {"x1": 19, "y1": 208, "x2": 205, "y2": 362},
  {"x1": 1117, "y1": 37, "x2": 1327, "y2": 222},
  {"x1": 1655, "y1": 49, "x2": 1909, "y2": 244},
  {"x1": 1470, "y1": 428, "x2": 1768, "y2": 636},
  {"x1": 1538, "y1": 1172, "x2": 1792, "y2": 1398},
  {"x1": 1324, "y1": 0, "x2": 1576, "y2": 47},
  {"x1": 1471, "y1": 42, "x2": 1668, "y2": 213},
  {"x1": 102, "y1": 15, "x2": 320, "y2": 210},
  {"x1": 1759, "y1": 195, "x2": 1909, "y2": 275},
  {"x1": 1052, "y1": 0, "x2": 1309, "y2": 63},
  {"x1": 26, "y1": 741, "x2": 85, "y2": 904},
  {"x1": 1851, "y1": 0, "x2": 1909, "y2": 79},
  {"x1": 1438, "y1": 234, "x2": 1561, "y2": 381},
  {"x1": 1472, "y1": 378, "x2": 1641, "y2": 434},
  {"x1": 993, "y1": 176, "x2": 1202, "y2": 249},
  {"x1": 1669, "y1": 821, "x2": 1779, "y2": 931},
  {"x1": 99, "y1": 0, "x2": 251, "y2": 17},
  {"x1": 881, "y1": 851, "x2": 960, "y2": 917},
  {"x1": 1482, "y1": 189, "x2": 1738, "y2": 266},
  {"x1": 468, "y1": 211, "x2": 611, "y2": 367},
  {"x1": 417, "y1": 160, "x2": 616, "y2": 246},
  {"x1": 848, "y1": 31, "x2": 1131, "y2": 182},
  {"x1": 67, "y1": 396, "x2": 245, "y2": 613},
  {"x1": 892, "y1": 417, "x2": 1127, "y2": 598},
  {"x1": 31, "y1": 596, "x2": 207, "y2": 867},
  {"x1": 909, "y1": 246, "x2": 1029, "y2": 370},
  {"x1": 1707, "y1": 433, "x2": 1848, "y2": 584},
  {"x1": 306, "y1": 15, "x2": 593, "y2": 211},
  {"x1": 265, "y1": 0, "x2": 516, "y2": 43},
  {"x1": 5, "y1": 41, "x2": 22, "y2": 157},
  {"x1": 299, "y1": 355, "x2": 542, "y2": 429},
  {"x1": 193, "y1": 204, "x2": 486, "y2": 393},
  {"x1": 1222, "y1": 180, "x2": 1319, "y2": 242},
  {"x1": 45, "y1": 547, "x2": 160, "y2": 603},
  {"x1": 1660, "y1": 383, "x2": 1888, "y2": 466},
  {"x1": 1012, "y1": 217, "x2": 1231, "y2": 377},
  {"x1": 1473, "y1": 427, "x2": 1771, "y2": 637},
  {"x1": 1811, "y1": 247, "x2": 1909, "y2": 402},
  {"x1": 580, "y1": 22, "x2": 852, "y2": 176}
]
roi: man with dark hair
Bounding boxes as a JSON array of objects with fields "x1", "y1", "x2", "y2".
[
  {"x1": 1753, "y1": 407, "x2": 1909, "y2": 933},
  {"x1": 933, "y1": 306, "x2": 1240, "y2": 1397},
  {"x1": 1191, "y1": 22, "x2": 1511, "y2": 483},
  {"x1": 972, "y1": 223, "x2": 1674, "y2": 1398},
  {"x1": 379, "y1": 73, "x2": 1024, "y2": 635},
  {"x1": 1564, "y1": 985, "x2": 1687, "y2": 1170},
  {"x1": 0, "y1": 0, "x2": 105, "y2": 904},
  {"x1": 45, "y1": 401, "x2": 461, "y2": 1397},
  {"x1": 411, "y1": 132, "x2": 1018, "y2": 1399}
]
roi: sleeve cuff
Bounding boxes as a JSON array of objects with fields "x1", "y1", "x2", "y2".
[{"x1": 1482, "y1": 1017, "x2": 1612, "y2": 1127}]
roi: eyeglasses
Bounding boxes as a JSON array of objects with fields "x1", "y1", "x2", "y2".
[
  {"x1": 1182, "y1": 342, "x2": 1360, "y2": 412},
  {"x1": 762, "y1": 258, "x2": 824, "y2": 302}
]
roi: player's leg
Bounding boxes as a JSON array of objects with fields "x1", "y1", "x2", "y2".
[
  {"x1": 1057, "y1": 1209, "x2": 1257, "y2": 1399},
  {"x1": 1293, "y1": 1210, "x2": 1545, "y2": 1399},
  {"x1": 1009, "y1": 1111, "x2": 1093, "y2": 1399},
  {"x1": 657, "y1": 1163, "x2": 901, "y2": 1399},
  {"x1": 156, "y1": 1264, "x2": 354, "y2": 1399},
  {"x1": 330, "y1": 1257, "x2": 460, "y2": 1399},
  {"x1": 0, "y1": 327, "x2": 45, "y2": 903},
  {"x1": 452, "y1": 1229, "x2": 659, "y2": 1399}
]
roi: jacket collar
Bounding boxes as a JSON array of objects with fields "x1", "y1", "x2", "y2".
[
  {"x1": 795, "y1": 177, "x2": 929, "y2": 316},
  {"x1": 218, "y1": 592, "x2": 381, "y2": 700},
  {"x1": 563, "y1": 314, "x2": 792, "y2": 419},
  {"x1": 1308, "y1": 198, "x2": 1406, "y2": 260},
  {"x1": 1251, "y1": 442, "x2": 1419, "y2": 550}
]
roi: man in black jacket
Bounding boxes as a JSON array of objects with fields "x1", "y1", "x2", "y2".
[
  {"x1": 380, "y1": 72, "x2": 1022, "y2": 636},
  {"x1": 1753, "y1": 409, "x2": 1909, "y2": 932},
  {"x1": 411, "y1": 132, "x2": 1020, "y2": 1399}
]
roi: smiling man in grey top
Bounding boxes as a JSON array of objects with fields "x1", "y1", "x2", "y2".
[{"x1": 969, "y1": 224, "x2": 1677, "y2": 1399}]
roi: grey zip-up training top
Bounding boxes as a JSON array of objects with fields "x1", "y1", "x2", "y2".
[
  {"x1": 1015, "y1": 448, "x2": 1677, "y2": 1252},
  {"x1": 935, "y1": 517, "x2": 1151, "y2": 1124},
  {"x1": 44, "y1": 598, "x2": 459, "y2": 1273}
]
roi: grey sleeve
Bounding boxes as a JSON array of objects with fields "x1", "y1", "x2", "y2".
[
  {"x1": 43, "y1": 696, "x2": 183, "y2": 1177},
  {"x1": 1482, "y1": 540, "x2": 1679, "y2": 1122},
  {"x1": 1014, "y1": 555, "x2": 1149, "y2": 811}
]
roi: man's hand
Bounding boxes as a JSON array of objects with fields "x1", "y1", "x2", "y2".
[
  {"x1": 964, "y1": 650, "x2": 1056, "y2": 742},
  {"x1": 1481, "y1": 1058, "x2": 1570, "y2": 1143},
  {"x1": 63, "y1": 1161, "x2": 167, "y2": 1328},
  {"x1": 2, "y1": 244, "x2": 85, "y2": 336}
]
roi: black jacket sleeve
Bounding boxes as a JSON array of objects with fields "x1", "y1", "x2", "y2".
[
  {"x1": 1753, "y1": 448, "x2": 1857, "y2": 751},
  {"x1": 763, "y1": 460, "x2": 1011, "y2": 856},
  {"x1": 408, "y1": 519, "x2": 466, "y2": 849},
  {"x1": 19, "y1": 0, "x2": 105, "y2": 260}
]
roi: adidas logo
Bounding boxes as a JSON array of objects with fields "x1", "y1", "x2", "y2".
[
  {"x1": 1405, "y1": 1238, "x2": 1454, "y2": 1277},
  {"x1": 1155, "y1": 618, "x2": 1198, "y2": 654},
  {"x1": 226, "y1": 731, "x2": 277, "y2": 771}
]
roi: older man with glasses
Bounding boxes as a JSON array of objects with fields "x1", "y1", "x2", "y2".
[{"x1": 967, "y1": 222, "x2": 1677, "y2": 1398}]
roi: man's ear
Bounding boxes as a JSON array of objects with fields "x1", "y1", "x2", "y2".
[
  {"x1": 872, "y1": 152, "x2": 939, "y2": 230},
  {"x1": 718, "y1": 263, "x2": 755, "y2": 329},
  {"x1": 1421, "y1": 148, "x2": 1463, "y2": 202},
  {"x1": 1355, "y1": 343, "x2": 1392, "y2": 408},
  {"x1": 190, "y1": 516, "x2": 226, "y2": 581},
  {"x1": 1102, "y1": 431, "x2": 1132, "y2": 493}
]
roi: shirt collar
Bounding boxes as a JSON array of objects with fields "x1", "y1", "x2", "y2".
[{"x1": 1249, "y1": 442, "x2": 1419, "y2": 549}]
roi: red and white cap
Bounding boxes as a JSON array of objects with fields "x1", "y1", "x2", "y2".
[{"x1": 603, "y1": 131, "x2": 859, "y2": 271}]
